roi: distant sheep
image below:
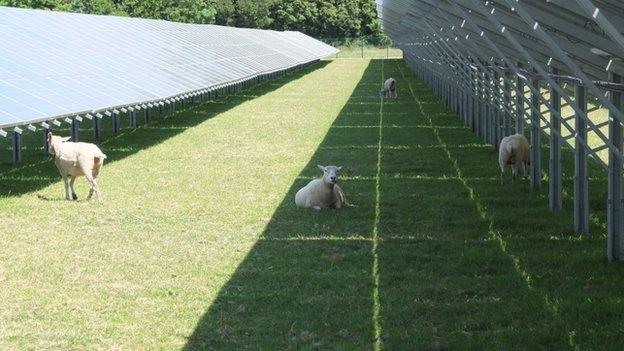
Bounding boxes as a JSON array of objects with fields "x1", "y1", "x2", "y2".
[
  {"x1": 295, "y1": 165, "x2": 349, "y2": 210},
  {"x1": 498, "y1": 133, "x2": 530, "y2": 185},
  {"x1": 47, "y1": 132, "x2": 107, "y2": 202},
  {"x1": 380, "y1": 77, "x2": 397, "y2": 99}
]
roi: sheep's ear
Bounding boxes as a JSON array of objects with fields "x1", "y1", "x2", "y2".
[
  {"x1": 337, "y1": 166, "x2": 343, "y2": 171},
  {"x1": 317, "y1": 165, "x2": 325, "y2": 171},
  {"x1": 61, "y1": 136, "x2": 71, "y2": 142}
]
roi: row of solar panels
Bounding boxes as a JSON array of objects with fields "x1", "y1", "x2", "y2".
[
  {"x1": 0, "y1": 6, "x2": 338, "y2": 131},
  {"x1": 376, "y1": 0, "x2": 624, "y2": 83}
]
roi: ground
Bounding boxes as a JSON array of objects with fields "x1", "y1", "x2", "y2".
[{"x1": 1, "y1": 59, "x2": 624, "y2": 350}]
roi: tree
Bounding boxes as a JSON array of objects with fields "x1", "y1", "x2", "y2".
[
  {"x1": 270, "y1": 0, "x2": 382, "y2": 40},
  {"x1": 1, "y1": 0, "x2": 383, "y2": 40}
]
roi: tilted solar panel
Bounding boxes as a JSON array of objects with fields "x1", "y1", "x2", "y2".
[{"x1": 0, "y1": 6, "x2": 338, "y2": 130}]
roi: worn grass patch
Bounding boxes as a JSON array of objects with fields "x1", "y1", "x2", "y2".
[{"x1": 1, "y1": 58, "x2": 624, "y2": 350}]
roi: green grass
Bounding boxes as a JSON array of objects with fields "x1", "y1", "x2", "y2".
[{"x1": 2, "y1": 58, "x2": 624, "y2": 349}]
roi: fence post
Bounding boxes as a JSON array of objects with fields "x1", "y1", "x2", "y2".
[
  {"x1": 574, "y1": 85, "x2": 589, "y2": 233},
  {"x1": 608, "y1": 72, "x2": 624, "y2": 261}
]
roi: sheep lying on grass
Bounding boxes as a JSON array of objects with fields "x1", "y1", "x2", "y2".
[
  {"x1": 295, "y1": 165, "x2": 351, "y2": 210},
  {"x1": 498, "y1": 133, "x2": 530, "y2": 185},
  {"x1": 380, "y1": 77, "x2": 397, "y2": 99},
  {"x1": 47, "y1": 132, "x2": 107, "y2": 202}
]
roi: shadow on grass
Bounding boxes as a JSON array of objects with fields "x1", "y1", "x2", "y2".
[
  {"x1": 396, "y1": 65, "x2": 624, "y2": 349},
  {"x1": 185, "y1": 59, "x2": 624, "y2": 350},
  {"x1": 0, "y1": 61, "x2": 330, "y2": 198},
  {"x1": 184, "y1": 60, "x2": 383, "y2": 351}
]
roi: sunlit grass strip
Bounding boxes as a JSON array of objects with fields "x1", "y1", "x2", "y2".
[{"x1": 372, "y1": 60, "x2": 384, "y2": 351}]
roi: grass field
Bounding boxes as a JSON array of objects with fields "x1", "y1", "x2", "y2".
[{"x1": 1, "y1": 59, "x2": 624, "y2": 349}]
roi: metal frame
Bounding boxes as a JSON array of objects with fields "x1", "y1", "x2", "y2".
[{"x1": 377, "y1": 0, "x2": 624, "y2": 261}]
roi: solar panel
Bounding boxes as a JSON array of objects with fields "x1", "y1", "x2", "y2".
[{"x1": 0, "y1": 6, "x2": 338, "y2": 130}]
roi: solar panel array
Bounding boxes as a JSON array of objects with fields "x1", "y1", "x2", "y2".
[
  {"x1": 376, "y1": 0, "x2": 624, "y2": 260},
  {"x1": 0, "y1": 6, "x2": 338, "y2": 130}
]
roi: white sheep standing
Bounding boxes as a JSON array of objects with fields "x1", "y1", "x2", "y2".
[
  {"x1": 380, "y1": 77, "x2": 397, "y2": 99},
  {"x1": 295, "y1": 165, "x2": 350, "y2": 210},
  {"x1": 498, "y1": 133, "x2": 530, "y2": 185},
  {"x1": 47, "y1": 132, "x2": 107, "y2": 202}
]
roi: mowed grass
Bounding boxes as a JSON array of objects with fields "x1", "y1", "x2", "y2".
[{"x1": 1, "y1": 58, "x2": 624, "y2": 350}]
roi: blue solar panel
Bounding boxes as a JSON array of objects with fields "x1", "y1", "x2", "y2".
[{"x1": 0, "y1": 6, "x2": 338, "y2": 129}]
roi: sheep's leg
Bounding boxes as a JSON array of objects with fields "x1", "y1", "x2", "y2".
[
  {"x1": 80, "y1": 163, "x2": 102, "y2": 202},
  {"x1": 334, "y1": 185, "x2": 347, "y2": 208},
  {"x1": 93, "y1": 179, "x2": 103, "y2": 202},
  {"x1": 499, "y1": 163, "x2": 505, "y2": 185},
  {"x1": 85, "y1": 176, "x2": 102, "y2": 202},
  {"x1": 520, "y1": 162, "x2": 527, "y2": 180},
  {"x1": 62, "y1": 176, "x2": 71, "y2": 200},
  {"x1": 69, "y1": 176, "x2": 78, "y2": 200}
]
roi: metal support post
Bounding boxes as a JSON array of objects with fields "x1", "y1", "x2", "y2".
[
  {"x1": 530, "y1": 77, "x2": 541, "y2": 190},
  {"x1": 549, "y1": 67, "x2": 562, "y2": 210},
  {"x1": 12, "y1": 130, "x2": 22, "y2": 163},
  {"x1": 71, "y1": 118, "x2": 78, "y2": 142},
  {"x1": 93, "y1": 115, "x2": 101, "y2": 139},
  {"x1": 574, "y1": 85, "x2": 589, "y2": 233},
  {"x1": 608, "y1": 72, "x2": 624, "y2": 261},
  {"x1": 113, "y1": 111, "x2": 120, "y2": 133},
  {"x1": 504, "y1": 71, "x2": 512, "y2": 136}
]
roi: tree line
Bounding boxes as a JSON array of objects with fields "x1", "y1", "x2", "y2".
[{"x1": 1, "y1": 0, "x2": 385, "y2": 42}]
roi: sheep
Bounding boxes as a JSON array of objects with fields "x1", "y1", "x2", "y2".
[
  {"x1": 295, "y1": 165, "x2": 350, "y2": 210},
  {"x1": 498, "y1": 133, "x2": 530, "y2": 185},
  {"x1": 47, "y1": 132, "x2": 107, "y2": 202},
  {"x1": 380, "y1": 77, "x2": 397, "y2": 99}
]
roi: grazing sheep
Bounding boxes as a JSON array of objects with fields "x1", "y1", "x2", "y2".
[
  {"x1": 498, "y1": 133, "x2": 530, "y2": 185},
  {"x1": 295, "y1": 165, "x2": 350, "y2": 210},
  {"x1": 47, "y1": 132, "x2": 107, "y2": 202},
  {"x1": 380, "y1": 77, "x2": 397, "y2": 99}
]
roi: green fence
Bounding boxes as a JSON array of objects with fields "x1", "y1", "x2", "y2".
[{"x1": 320, "y1": 37, "x2": 403, "y2": 59}]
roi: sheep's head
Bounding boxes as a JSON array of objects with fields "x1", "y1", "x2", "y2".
[
  {"x1": 318, "y1": 165, "x2": 342, "y2": 186},
  {"x1": 47, "y1": 132, "x2": 70, "y2": 155}
]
